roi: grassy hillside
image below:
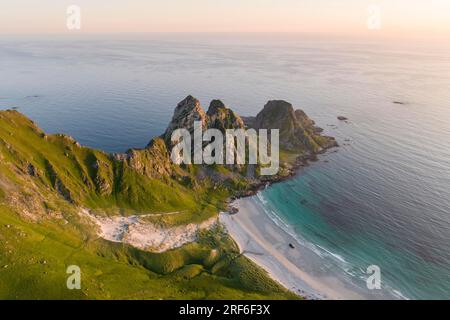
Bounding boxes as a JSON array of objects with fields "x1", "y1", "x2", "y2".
[
  {"x1": 0, "y1": 110, "x2": 298, "y2": 300},
  {"x1": 0, "y1": 204, "x2": 298, "y2": 299}
]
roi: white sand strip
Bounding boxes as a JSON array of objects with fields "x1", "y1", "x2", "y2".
[{"x1": 80, "y1": 209, "x2": 217, "y2": 253}]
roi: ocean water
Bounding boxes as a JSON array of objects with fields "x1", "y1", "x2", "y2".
[{"x1": 1, "y1": 33, "x2": 449, "y2": 299}]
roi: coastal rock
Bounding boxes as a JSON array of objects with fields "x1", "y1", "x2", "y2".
[
  {"x1": 163, "y1": 95, "x2": 208, "y2": 146},
  {"x1": 253, "y1": 100, "x2": 303, "y2": 150},
  {"x1": 294, "y1": 109, "x2": 315, "y2": 129},
  {"x1": 252, "y1": 100, "x2": 337, "y2": 153},
  {"x1": 207, "y1": 100, "x2": 245, "y2": 132}
]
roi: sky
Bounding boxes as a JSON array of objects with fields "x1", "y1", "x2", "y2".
[{"x1": 1, "y1": 0, "x2": 449, "y2": 37}]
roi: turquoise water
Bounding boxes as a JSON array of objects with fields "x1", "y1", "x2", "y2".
[{"x1": 1, "y1": 34, "x2": 449, "y2": 299}]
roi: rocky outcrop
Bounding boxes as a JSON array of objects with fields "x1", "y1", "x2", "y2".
[
  {"x1": 92, "y1": 159, "x2": 113, "y2": 195},
  {"x1": 252, "y1": 100, "x2": 302, "y2": 151},
  {"x1": 294, "y1": 110, "x2": 315, "y2": 130},
  {"x1": 206, "y1": 100, "x2": 245, "y2": 132},
  {"x1": 161, "y1": 96, "x2": 337, "y2": 174},
  {"x1": 125, "y1": 138, "x2": 173, "y2": 179},
  {"x1": 163, "y1": 95, "x2": 208, "y2": 146},
  {"x1": 249, "y1": 100, "x2": 337, "y2": 153},
  {"x1": 163, "y1": 97, "x2": 246, "y2": 146}
]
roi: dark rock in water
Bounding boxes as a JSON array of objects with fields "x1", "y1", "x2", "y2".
[
  {"x1": 289, "y1": 243, "x2": 295, "y2": 249},
  {"x1": 337, "y1": 116, "x2": 348, "y2": 121}
]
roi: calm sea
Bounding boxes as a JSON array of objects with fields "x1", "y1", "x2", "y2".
[{"x1": 1, "y1": 33, "x2": 449, "y2": 299}]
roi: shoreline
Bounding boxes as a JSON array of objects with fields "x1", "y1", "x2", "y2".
[
  {"x1": 232, "y1": 145, "x2": 338, "y2": 200},
  {"x1": 220, "y1": 197, "x2": 363, "y2": 300}
]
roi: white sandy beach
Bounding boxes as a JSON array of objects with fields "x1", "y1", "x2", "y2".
[
  {"x1": 220, "y1": 197, "x2": 364, "y2": 300},
  {"x1": 80, "y1": 209, "x2": 217, "y2": 253}
]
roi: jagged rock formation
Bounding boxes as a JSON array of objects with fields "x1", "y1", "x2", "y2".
[
  {"x1": 163, "y1": 95, "x2": 208, "y2": 146},
  {"x1": 161, "y1": 97, "x2": 334, "y2": 154},
  {"x1": 123, "y1": 138, "x2": 173, "y2": 179},
  {"x1": 163, "y1": 97, "x2": 245, "y2": 145},
  {"x1": 206, "y1": 100, "x2": 245, "y2": 131},
  {"x1": 0, "y1": 96, "x2": 336, "y2": 221}
]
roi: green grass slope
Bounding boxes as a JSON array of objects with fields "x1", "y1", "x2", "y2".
[
  {"x1": 0, "y1": 205, "x2": 297, "y2": 299},
  {"x1": 0, "y1": 110, "x2": 298, "y2": 300},
  {"x1": 0, "y1": 110, "x2": 228, "y2": 217}
]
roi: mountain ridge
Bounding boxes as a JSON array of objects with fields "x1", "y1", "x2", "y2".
[{"x1": 0, "y1": 96, "x2": 336, "y2": 299}]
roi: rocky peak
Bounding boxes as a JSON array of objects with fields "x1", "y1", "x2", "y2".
[
  {"x1": 254, "y1": 100, "x2": 336, "y2": 152},
  {"x1": 254, "y1": 100, "x2": 300, "y2": 150},
  {"x1": 162, "y1": 96, "x2": 336, "y2": 154},
  {"x1": 206, "y1": 100, "x2": 245, "y2": 132},
  {"x1": 207, "y1": 99, "x2": 226, "y2": 116},
  {"x1": 163, "y1": 95, "x2": 208, "y2": 145},
  {"x1": 254, "y1": 100, "x2": 297, "y2": 131}
]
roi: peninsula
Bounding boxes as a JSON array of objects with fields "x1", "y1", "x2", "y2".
[{"x1": 0, "y1": 96, "x2": 336, "y2": 299}]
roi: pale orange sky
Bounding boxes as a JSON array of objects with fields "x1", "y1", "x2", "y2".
[{"x1": 1, "y1": 0, "x2": 449, "y2": 37}]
